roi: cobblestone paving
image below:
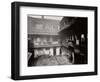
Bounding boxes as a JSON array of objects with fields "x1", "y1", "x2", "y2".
[{"x1": 34, "y1": 55, "x2": 72, "y2": 66}]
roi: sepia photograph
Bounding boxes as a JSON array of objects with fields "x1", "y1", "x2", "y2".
[
  {"x1": 27, "y1": 15, "x2": 88, "y2": 67},
  {"x1": 11, "y1": 2, "x2": 97, "y2": 80}
]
